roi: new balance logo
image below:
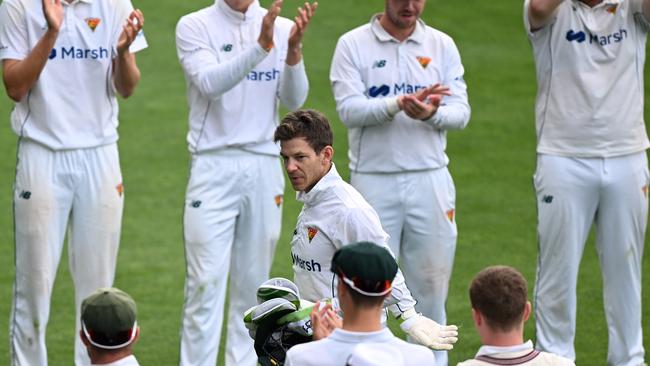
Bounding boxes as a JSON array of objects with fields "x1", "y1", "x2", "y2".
[
  {"x1": 373, "y1": 60, "x2": 386, "y2": 68},
  {"x1": 190, "y1": 200, "x2": 201, "y2": 208},
  {"x1": 221, "y1": 44, "x2": 233, "y2": 52},
  {"x1": 542, "y1": 195, "x2": 553, "y2": 204},
  {"x1": 19, "y1": 191, "x2": 31, "y2": 200},
  {"x1": 566, "y1": 30, "x2": 586, "y2": 43}
]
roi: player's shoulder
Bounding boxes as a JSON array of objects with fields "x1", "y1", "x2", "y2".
[
  {"x1": 421, "y1": 22, "x2": 457, "y2": 46},
  {"x1": 285, "y1": 338, "x2": 335, "y2": 365},
  {"x1": 176, "y1": 6, "x2": 214, "y2": 33},
  {"x1": 338, "y1": 21, "x2": 374, "y2": 44},
  {"x1": 389, "y1": 337, "x2": 435, "y2": 364},
  {"x1": 537, "y1": 351, "x2": 576, "y2": 365}
]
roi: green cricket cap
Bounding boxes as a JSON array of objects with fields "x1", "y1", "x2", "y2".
[
  {"x1": 81, "y1": 287, "x2": 138, "y2": 349},
  {"x1": 331, "y1": 242, "x2": 398, "y2": 297}
]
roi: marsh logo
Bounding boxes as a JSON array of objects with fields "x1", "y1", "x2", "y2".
[
  {"x1": 368, "y1": 83, "x2": 428, "y2": 98},
  {"x1": 369, "y1": 84, "x2": 390, "y2": 97},
  {"x1": 566, "y1": 28, "x2": 628, "y2": 45},
  {"x1": 291, "y1": 253, "x2": 322, "y2": 272},
  {"x1": 246, "y1": 68, "x2": 280, "y2": 81},
  {"x1": 48, "y1": 46, "x2": 110, "y2": 60},
  {"x1": 566, "y1": 30, "x2": 586, "y2": 43}
]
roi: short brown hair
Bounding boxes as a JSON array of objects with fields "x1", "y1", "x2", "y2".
[
  {"x1": 469, "y1": 266, "x2": 528, "y2": 332},
  {"x1": 274, "y1": 109, "x2": 333, "y2": 153}
]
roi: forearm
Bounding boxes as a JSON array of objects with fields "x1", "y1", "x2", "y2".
[
  {"x1": 279, "y1": 60, "x2": 308, "y2": 110},
  {"x1": 528, "y1": 0, "x2": 564, "y2": 30},
  {"x1": 2, "y1": 29, "x2": 58, "y2": 102},
  {"x1": 385, "y1": 268, "x2": 417, "y2": 318},
  {"x1": 425, "y1": 101, "x2": 470, "y2": 130},
  {"x1": 190, "y1": 44, "x2": 267, "y2": 100},
  {"x1": 336, "y1": 94, "x2": 400, "y2": 128},
  {"x1": 113, "y1": 51, "x2": 140, "y2": 98}
]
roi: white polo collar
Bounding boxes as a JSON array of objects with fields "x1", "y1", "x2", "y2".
[
  {"x1": 217, "y1": 0, "x2": 261, "y2": 22},
  {"x1": 475, "y1": 340, "x2": 535, "y2": 357},
  {"x1": 369, "y1": 13, "x2": 426, "y2": 44}
]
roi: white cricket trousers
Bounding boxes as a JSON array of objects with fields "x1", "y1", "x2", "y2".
[
  {"x1": 10, "y1": 140, "x2": 124, "y2": 366},
  {"x1": 180, "y1": 149, "x2": 284, "y2": 366},
  {"x1": 534, "y1": 152, "x2": 647, "y2": 366},
  {"x1": 351, "y1": 167, "x2": 457, "y2": 366}
]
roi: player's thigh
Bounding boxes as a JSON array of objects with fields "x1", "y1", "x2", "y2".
[
  {"x1": 351, "y1": 172, "x2": 404, "y2": 254},
  {"x1": 400, "y1": 169, "x2": 456, "y2": 286},
  {"x1": 14, "y1": 141, "x2": 74, "y2": 283},
  {"x1": 183, "y1": 153, "x2": 241, "y2": 278},
  {"x1": 595, "y1": 152, "x2": 648, "y2": 262}
]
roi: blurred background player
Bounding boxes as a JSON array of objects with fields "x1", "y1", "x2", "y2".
[
  {"x1": 458, "y1": 265, "x2": 574, "y2": 366},
  {"x1": 0, "y1": 0, "x2": 146, "y2": 364},
  {"x1": 175, "y1": 0, "x2": 316, "y2": 365},
  {"x1": 525, "y1": 0, "x2": 649, "y2": 364},
  {"x1": 80, "y1": 288, "x2": 140, "y2": 366},
  {"x1": 285, "y1": 242, "x2": 435, "y2": 366},
  {"x1": 330, "y1": 1, "x2": 470, "y2": 363},
  {"x1": 274, "y1": 109, "x2": 458, "y2": 352}
]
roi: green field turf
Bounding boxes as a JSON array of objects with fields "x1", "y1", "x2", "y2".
[{"x1": 0, "y1": 0, "x2": 648, "y2": 364}]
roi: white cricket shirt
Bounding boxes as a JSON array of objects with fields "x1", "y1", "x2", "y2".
[
  {"x1": 330, "y1": 15, "x2": 470, "y2": 173},
  {"x1": 284, "y1": 328, "x2": 435, "y2": 366},
  {"x1": 524, "y1": 0, "x2": 650, "y2": 157},
  {"x1": 290, "y1": 164, "x2": 417, "y2": 317},
  {"x1": 176, "y1": 0, "x2": 308, "y2": 155},
  {"x1": 458, "y1": 340, "x2": 575, "y2": 366},
  {"x1": 0, "y1": 0, "x2": 147, "y2": 150}
]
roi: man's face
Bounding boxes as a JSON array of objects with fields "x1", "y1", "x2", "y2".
[
  {"x1": 280, "y1": 137, "x2": 331, "y2": 192},
  {"x1": 384, "y1": 0, "x2": 425, "y2": 30}
]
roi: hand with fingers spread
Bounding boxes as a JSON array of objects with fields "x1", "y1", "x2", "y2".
[
  {"x1": 258, "y1": 0, "x2": 283, "y2": 51},
  {"x1": 288, "y1": 1, "x2": 318, "y2": 51},
  {"x1": 310, "y1": 301, "x2": 342, "y2": 341},
  {"x1": 399, "y1": 83, "x2": 451, "y2": 121},
  {"x1": 117, "y1": 9, "x2": 144, "y2": 56},
  {"x1": 42, "y1": 0, "x2": 64, "y2": 32}
]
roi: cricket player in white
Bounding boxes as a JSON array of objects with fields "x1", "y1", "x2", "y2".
[
  {"x1": 274, "y1": 109, "x2": 459, "y2": 353},
  {"x1": 330, "y1": 1, "x2": 470, "y2": 364},
  {"x1": 175, "y1": 1, "x2": 315, "y2": 365},
  {"x1": 0, "y1": 0, "x2": 146, "y2": 365},
  {"x1": 525, "y1": 0, "x2": 649, "y2": 364},
  {"x1": 285, "y1": 242, "x2": 435, "y2": 366}
]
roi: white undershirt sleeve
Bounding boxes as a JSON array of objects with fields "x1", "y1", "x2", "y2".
[
  {"x1": 341, "y1": 209, "x2": 417, "y2": 316},
  {"x1": 278, "y1": 60, "x2": 308, "y2": 111},
  {"x1": 330, "y1": 37, "x2": 398, "y2": 128},
  {"x1": 423, "y1": 39, "x2": 470, "y2": 130},
  {"x1": 176, "y1": 16, "x2": 268, "y2": 100},
  {"x1": 0, "y1": 0, "x2": 29, "y2": 61}
]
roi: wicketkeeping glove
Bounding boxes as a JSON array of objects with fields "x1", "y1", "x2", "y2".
[{"x1": 399, "y1": 308, "x2": 459, "y2": 350}]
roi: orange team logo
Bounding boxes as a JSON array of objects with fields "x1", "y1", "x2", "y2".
[
  {"x1": 416, "y1": 56, "x2": 431, "y2": 69},
  {"x1": 307, "y1": 227, "x2": 318, "y2": 242},
  {"x1": 446, "y1": 209, "x2": 455, "y2": 222},
  {"x1": 606, "y1": 4, "x2": 618, "y2": 14},
  {"x1": 643, "y1": 185, "x2": 648, "y2": 198},
  {"x1": 85, "y1": 18, "x2": 101, "y2": 32},
  {"x1": 274, "y1": 194, "x2": 283, "y2": 207},
  {"x1": 116, "y1": 183, "x2": 124, "y2": 197}
]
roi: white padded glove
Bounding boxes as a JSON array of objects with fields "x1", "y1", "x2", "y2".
[{"x1": 399, "y1": 308, "x2": 459, "y2": 350}]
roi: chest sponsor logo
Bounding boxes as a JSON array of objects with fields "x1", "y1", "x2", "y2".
[
  {"x1": 246, "y1": 68, "x2": 280, "y2": 81},
  {"x1": 292, "y1": 252, "x2": 322, "y2": 272},
  {"x1": 416, "y1": 56, "x2": 431, "y2": 69},
  {"x1": 221, "y1": 44, "x2": 233, "y2": 52},
  {"x1": 49, "y1": 46, "x2": 110, "y2": 60},
  {"x1": 373, "y1": 59, "x2": 386, "y2": 68},
  {"x1": 368, "y1": 83, "x2": 428, "y2": 98},
  {"x1": 85, "y1": 17, "x2": 101, "y2": 32},
  {"x1": 307, "y1": 226, "x2": 318, "y2": 242},
  {"x1": 565, "y1": 28, "x2": 628, "y2": 46}
]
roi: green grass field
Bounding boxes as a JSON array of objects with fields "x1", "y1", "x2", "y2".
[{"x1": 0, "y1": 0, "x2": 648, "y2": 364}]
